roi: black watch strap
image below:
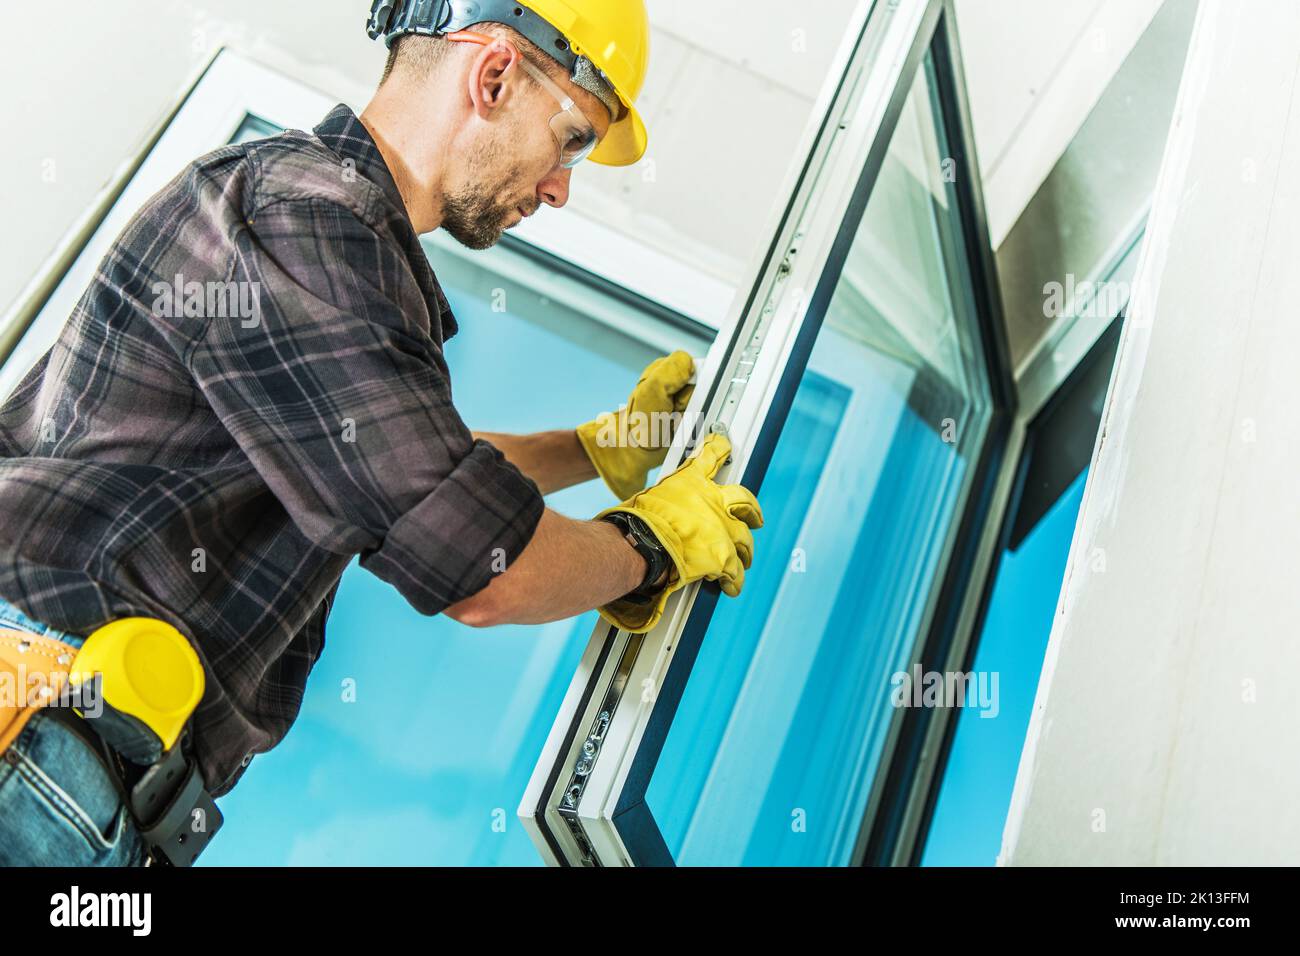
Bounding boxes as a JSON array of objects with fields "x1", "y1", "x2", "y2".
[{"x1": 601, "y1": 511, "x2": 671, "y2": 603}]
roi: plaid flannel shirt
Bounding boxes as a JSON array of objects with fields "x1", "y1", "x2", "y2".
[{"x1": 0, "y1": 104, "x2": 546, "y2": 796}]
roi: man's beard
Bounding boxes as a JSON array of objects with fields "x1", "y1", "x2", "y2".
[{"x1": 442, "y1": 143, "x2": 525, "y2": 251}]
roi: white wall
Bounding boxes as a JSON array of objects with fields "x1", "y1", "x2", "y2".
[
  {"x1": 0, "y1": 1, "x2": 384, "y2": 321},
  {"x1": 1003, "y1": 0, "x2": 1300, "y2": 865}
]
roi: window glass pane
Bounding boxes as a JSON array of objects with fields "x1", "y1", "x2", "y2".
[
  {"x1": 921, "y1": 466, "x2": 1088, "y2": 866},
  {"x1": 643, "y1": 50, "x2": 993, "y2": 866}
]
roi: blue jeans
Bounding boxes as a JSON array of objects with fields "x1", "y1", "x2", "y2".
[{"x1": 0, "y1": 596, "x2": 148, "y2": 866}]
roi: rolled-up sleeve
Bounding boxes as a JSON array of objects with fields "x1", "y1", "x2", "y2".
[{"x1": 184, "y1": 195, "x2": 543, "y2": 614}]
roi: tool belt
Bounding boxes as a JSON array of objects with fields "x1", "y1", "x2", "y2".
[{"x1": 0, "y1": 621, "x2": 222, "y2": 866}]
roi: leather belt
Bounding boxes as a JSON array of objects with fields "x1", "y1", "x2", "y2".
[{"x1": 0, "y1": 627, "x2": 78, "y2": 753}]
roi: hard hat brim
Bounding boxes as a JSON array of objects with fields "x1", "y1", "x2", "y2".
[{"x1": 589, "y1": 100, "x2": 647, "y2": 167}]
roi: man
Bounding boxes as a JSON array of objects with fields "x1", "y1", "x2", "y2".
[{"x1": 0, "y1": 0, "x2": 762, "y2": 866}]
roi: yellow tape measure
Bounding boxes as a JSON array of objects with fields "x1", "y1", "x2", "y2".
[{"x1": 68, "y1": 617, "x2": 204, "y2": 757}]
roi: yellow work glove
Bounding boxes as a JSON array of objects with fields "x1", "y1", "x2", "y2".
[
  {"x1": 576, "y1": 351, "x2": 696, "y2": 501},
  {"x1": 594, "y1": 433, "x2": 763, "y2": 634}
]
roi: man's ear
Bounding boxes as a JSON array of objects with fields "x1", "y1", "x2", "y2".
[{"x1": 467, "y1": 39, "x2": 519, "y2": 120}]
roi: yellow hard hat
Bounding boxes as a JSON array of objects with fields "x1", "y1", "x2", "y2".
[
  {"x1": 522, "y1": 0, "x2": 651, "y2": 166},
  {"x1": 367, "y1": 0, "x2": 652, "y2": 166}
]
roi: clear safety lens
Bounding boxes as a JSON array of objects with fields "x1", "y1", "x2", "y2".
[
  {"x1": 517, "y1": 55, "x2": 601, "y2": 169},
  {"x1": 552, "y1": 114, "x2": 599, "y2": 168}
]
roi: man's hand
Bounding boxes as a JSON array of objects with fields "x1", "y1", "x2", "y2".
[
  {"x1": 576, "y1": 351, "x2": 696, "y2": 500},
  {"x1": 593, "y1": 433, "x2": 763, "y2": 634}
]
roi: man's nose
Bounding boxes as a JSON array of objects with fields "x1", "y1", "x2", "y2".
[{"x1": 537, "y1": 166, "x2": 572, "y2": 209}]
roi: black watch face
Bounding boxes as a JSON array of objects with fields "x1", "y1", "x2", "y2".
[{"x1": 607, "y1": 513, "x2": 666, "y2": 594}]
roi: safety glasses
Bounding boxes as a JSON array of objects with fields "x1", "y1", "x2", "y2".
[{"x1": 447, "y1": 30, "x2": 602, "y2": 169}]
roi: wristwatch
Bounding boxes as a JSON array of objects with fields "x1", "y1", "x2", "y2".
[{"x1": 600, "y1": 511, "x2": 672, "y2": 604}]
